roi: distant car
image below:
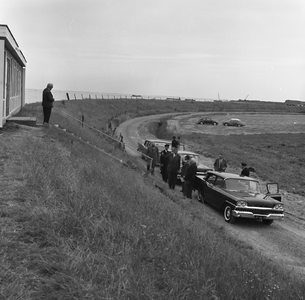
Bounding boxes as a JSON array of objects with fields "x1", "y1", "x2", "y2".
[
  {"x1": 137, "y1": 139, "x2": 186, "y2": 159},
  {"x1": 222, "y1": 118, "x2": 245, "y2": 127},
  {"x1": 194, "y1": 171, "x2": 284, "y2": 225},
  {"x1": 197, "y1": 117, "x2": 218, "y2": 125}
]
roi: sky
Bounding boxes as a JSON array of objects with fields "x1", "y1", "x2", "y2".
[{"x1": 1, "y1": 0, "x2": 305, "y2": 101}]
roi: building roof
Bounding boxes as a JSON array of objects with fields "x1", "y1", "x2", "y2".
[{"x1": 0, "y1": 24, "x2": 27, "y2": 66}]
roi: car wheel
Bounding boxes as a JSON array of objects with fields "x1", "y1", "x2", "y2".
[
  {"x1": 224, "y1": 123, "x2": 228, "y2": 126},
  {"x1": 213, "y1": 122, "x2": 216, "y2": 125},
  {"x1": 262, "y1": 219, "x2": 273, "y2": 225},
  {"x1": 223, "y1": 205, "x2": 236, "y2": 223}
]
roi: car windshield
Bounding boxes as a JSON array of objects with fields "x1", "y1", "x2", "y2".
[{"x1": 224, "y1": 179, "x2": 260, "y2": 193}]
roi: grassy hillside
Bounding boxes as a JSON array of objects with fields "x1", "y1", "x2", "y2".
[{"x1": 2, "y1": 99, "x2": 303, "y2": 299}]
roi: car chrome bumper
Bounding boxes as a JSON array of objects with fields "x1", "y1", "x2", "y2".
[{"x1": 232, "y1": 210, "x2": 284, "y2": 220}]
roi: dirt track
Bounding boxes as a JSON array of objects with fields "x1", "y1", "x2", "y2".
[{"x1": 117, "y1": 113, "x2": 305, "y2": 279}]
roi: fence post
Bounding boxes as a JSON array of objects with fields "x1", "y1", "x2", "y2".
[
  {"x1": 66, "y1": 93, "x2": 70, "y2": 100},
  {"x1": 81, "y1": 115, "x2": 84, "y2": 127},
  {"x1": 74, "y1": 94, "x2": 76, "y2": 100}
]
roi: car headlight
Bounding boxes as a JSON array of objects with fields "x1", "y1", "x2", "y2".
[
  {"x1": 274, "y1": 204, "x2": 283, "y2": 210},
  {"x1": 236, "y1": 200, "x2": 247, "y2": 207}
]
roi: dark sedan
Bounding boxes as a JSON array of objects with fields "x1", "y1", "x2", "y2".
[
  {"x1": 194, "y1": 171, "x2": 284, "y2": 225},
  {"x1": 222, "y1": 118, "x2": 245, "y2": 127},
  {"x1": 197, "y1": 117, "x2": 218, "y2": 125}
]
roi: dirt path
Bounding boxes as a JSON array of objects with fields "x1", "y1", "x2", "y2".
[{"x1": 117, "y1": 113, "x2": 305, "y2": 279}]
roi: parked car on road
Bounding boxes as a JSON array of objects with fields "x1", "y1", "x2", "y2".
[
  {"x1": 178, "y1": 150, "x2": 213, "y2": 176},
  {"x1": 194, "y1": 171, "x2": 284, "y2": 225},
  {"x1": 223, "y1": 118, "x2": 245, "y2": 127},
  {"x1": 197, "y1": 117, "x2": 218, "y2": 125},
  {"x1": 137, "y1": 139, "x2": 185, "y2": 159}
]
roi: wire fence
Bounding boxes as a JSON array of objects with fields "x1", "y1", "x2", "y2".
[{"x1": 52, "y1": 107, "x2": 153, "y2": 169}]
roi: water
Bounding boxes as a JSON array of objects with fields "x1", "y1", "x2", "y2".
[{"x1": 25, "y1": 88, "x2": 215, "y2": 104}]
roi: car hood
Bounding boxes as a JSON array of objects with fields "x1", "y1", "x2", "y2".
[{"x1": 226, "y1": 190, "x2": 281, "y2": 206}]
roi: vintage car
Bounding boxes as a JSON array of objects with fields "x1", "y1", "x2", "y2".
[
  {"x1": 137, "y1": 139, "x2": 186, "y2": 159},
  {"x1": 222, "y1": 118, "x2": 245, "y2": 127},
  {"x1": 178, "y1": 150, "x2": 213, "y2": 176},
  {"x1": 194, "y1": 171, "x2": 284, "y2": 225},
  {"x1": 196, "y1": 117, "x2": 218, "y2": 125}
]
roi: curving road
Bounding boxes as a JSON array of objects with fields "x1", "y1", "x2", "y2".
[{"x1": 117, "y1": 113, "x2": 305, "y2": 279}]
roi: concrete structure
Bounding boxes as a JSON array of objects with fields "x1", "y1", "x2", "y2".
[{"x1": 0, "y1": 24, "x2": 27, "y2": 128}]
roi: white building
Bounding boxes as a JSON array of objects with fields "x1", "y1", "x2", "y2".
[{"x1": 0, "y1": 24, "x2": 27, "y2": 128}]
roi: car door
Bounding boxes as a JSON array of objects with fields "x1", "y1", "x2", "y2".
[{"x1": 204, "y1": 174, "x2": 226, "y2": 209}]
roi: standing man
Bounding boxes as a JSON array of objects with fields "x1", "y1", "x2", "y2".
[
  {"x1": 183, "y1": 157, "x2": 198, "y2": 199},
  {"x1": 145, "y1": 143, "x2": 159, "y2": 176},
  {"x1": 42, "y1": 83, "x2": 55, "y2": 127},
  {"x1": 171, "y1": 136, "x2": 179, "y2": 149},
  {"x1": 160, "y1": 144, "x2": 170, "y2": 182},
  {"x1": 214, "y1": 154, "x2": 227, "y2": 172},
  {"x1": 167, "y1": 146, "x2": 181, "y2": 190},
  {"x1": 180, "y1": 155, "x2": 190, "y2": 193}
]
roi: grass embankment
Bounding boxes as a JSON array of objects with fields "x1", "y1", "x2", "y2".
[{"x1": 1, "y1": 99, "x2": 303, "y2": 299}]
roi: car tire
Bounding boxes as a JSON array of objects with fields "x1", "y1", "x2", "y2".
[
  {"x1": 213, "y1": 123, "x2": 216, "y2": 125},
  {"x1": 224, "y1": 123, "x2": 228, "y2": 126},
  {"x1": 223, "y1": 205, "x2": 236, "y2": 223},
  {"x1": 262, "y1": 219, "x2": 273, "y2": 225}
]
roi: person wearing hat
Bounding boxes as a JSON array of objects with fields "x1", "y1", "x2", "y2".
[
  {"x1": 241, "y1": 163, "x2": 249, "y2": 176},
  {"x1": 180, "y1": 155, "x2": 191, "y2": 193},
  {"x1": 160, "y1": 144, "x2": 171, "y2": 182},
  {"x1": 167, "y1": 146, "x2": 181, "y2": 190},
  {"x1": 241, "y1": 163, "x2": 256, "y2": 177},
  {"x1": 183, "y1": 157, "x2": 198, "y2": 199}
]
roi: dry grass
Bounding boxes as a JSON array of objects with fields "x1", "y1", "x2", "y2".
[{"x1": 1, "y1": 99, "x2": 304, "y2": 299}]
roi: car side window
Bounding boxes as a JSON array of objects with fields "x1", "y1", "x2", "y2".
[
  {"x1": 214, "y1": 177, "x2": 224, "y2": 187},
  {"x1": 206, "y1": 175, "x2": 216, "y2": 184}
]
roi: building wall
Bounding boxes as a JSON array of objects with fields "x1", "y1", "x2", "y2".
[
  {"x1": 0, "y1": 25, "x2": 26, "y2": 128},
  {"x1": 0, "y1": 41, "x2": 5, "y2": 126}
]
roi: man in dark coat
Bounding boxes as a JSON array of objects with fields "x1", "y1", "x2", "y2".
[
  {"x1": 183, "y1": 157, "x2": 198, "y2": 199},
  {"x1": 214, "y1": 154, "x2": 227, "y2": 172},
  {"x1": 160, "y1": 144, "x2": 170, "y2": 182},
  {"x1": 241, "y1": 163, "x2": 255, "y2": 177},
  {"x1": 167, "y1": 146, "x2": 181, "y2": 190},
  {"x1": 171, "y1": 136, "x2": 179, "y2": 149},
  {"x1": 180, "y1": 155, "x2": 190, "y2": 193},
  {"x1": 145, "y1": 143, "x2": 159, "y2": 176},
  {"x1": 42, "y1": 83, "x2": 55, "y2": 126},
  {"x1": 241, "y1": 162, "x2": 250, "y2": 176}
]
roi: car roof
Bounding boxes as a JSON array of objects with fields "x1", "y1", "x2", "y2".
[
  {"x1": 178, "y1": 150, "x2": 199, "y2": 156},
  {"x1": 207, "y1": 171, "x2": 258, "y2": 181},
  {"x1": 145, "y1": 139, "x2": 171, "y2": 143},
  {"x1": 229, "y1": 118, "x2": 241, "y2": 121}
]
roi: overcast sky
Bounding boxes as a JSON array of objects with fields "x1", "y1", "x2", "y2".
[{"x1": 2, "y1": 0, "x2": 304, "y2": 101}]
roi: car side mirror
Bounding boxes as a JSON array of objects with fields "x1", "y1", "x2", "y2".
[{"x1": 266, "y1": 183, "x2": 279, "y2": 194}]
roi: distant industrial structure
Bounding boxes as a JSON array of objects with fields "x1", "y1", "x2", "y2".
[
  {"x1": 0, "y1": 24, "x2": 27, "y2": 128},
  {"x1": 285, "y1": 100, "x2": 305, "y2": 106}
]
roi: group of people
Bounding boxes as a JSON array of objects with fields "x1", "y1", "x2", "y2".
[{"x1": 213, "y1": 154, "x2": 255, "y2": 177}]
